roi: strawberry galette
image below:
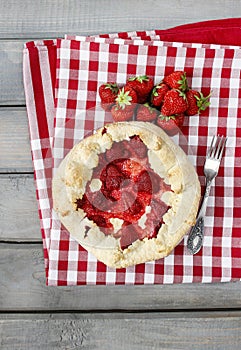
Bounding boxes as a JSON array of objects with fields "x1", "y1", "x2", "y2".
[{"x1": 52, "y1": 122, "x2": 200, "y2": 268}]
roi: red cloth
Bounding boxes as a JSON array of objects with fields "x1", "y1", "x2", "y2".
[{"x1": 160, "y1": 17, "x2": 241, "y2": 45}]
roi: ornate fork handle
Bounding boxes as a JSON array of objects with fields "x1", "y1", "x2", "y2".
[
  {"x1": 187, "y1": 179, "x2": 212, "y2": 254},
  {"x1": 187, "y1": 135, "x2": 227, "y2": 254}
]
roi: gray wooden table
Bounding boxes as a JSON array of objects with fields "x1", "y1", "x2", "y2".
[{"x1": 1, "y1": 1, "x2": 241, "y2": 349}]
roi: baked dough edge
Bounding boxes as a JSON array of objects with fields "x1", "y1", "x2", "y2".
[{"x1": 52, "y1": 121, "x2": 201, "y2": 268}]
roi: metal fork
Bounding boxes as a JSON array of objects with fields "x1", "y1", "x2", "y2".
[{"x1": 187, "y1": 135, "x2": 227, "y2": 255}]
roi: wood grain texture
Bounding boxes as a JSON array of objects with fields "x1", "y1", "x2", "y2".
[
  {"x1": 0, "y1": 41, "x2": 24, "y2": 105},
  {"x1": 0, "y1": 175, "x2": 40, "y2": 241},
  {"x1": 0, "y1": 108, "x2": 32, "y2": 171},
  {"x1": 1, "y1": 312, "x2": 241, "y2": 349},
  {"x1": 1, "y1": 0, "x2": 240, "y2": 39},
  {"x1": 0, "y1": 1, "x2": 238, "y2": 105},
  {"x1": 0, "y1": 8, "x2": 240, "y2": 105},
  {"x1": 1, "y1": 1, "x2": 241, "y2": 346},
  {"x1": 1, "y1": 244, "x2": 241, "y2": 311}
]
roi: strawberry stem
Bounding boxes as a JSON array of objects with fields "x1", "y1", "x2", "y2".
[
  {"x1": 159, "y1": 114, "x2": 176, "y2": 121},
  {"x1": 143, "y1": 102, "x2": 157, "y2": 112},
  {"x1": 116, "y1": 87, "x2": 133, "y2": 109},
  {"x1": 195, "y1": 91, "x2": 212, "y2": 112},
  {"x1": 128, "y1": 75, "x2": 149, "y2": 83},
  {"x1": 178, "y1": 72, "x2": 188, "y2": 92},
  {"x1": 104, "y1": 83, "x2": 119, "y2": 94}
]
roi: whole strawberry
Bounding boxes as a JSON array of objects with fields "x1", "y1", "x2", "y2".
[
  {"x1": 136, "y1": 103, "x2": 158, "y2": 122},
  {"x1": 161, "y1": 89, "x2": 188, "y2": 116},
  {"x1": 150, "y1": 82, "x2": 169, "y2": 107},
  {"x1": 99, "y1": 83, "x2": 119, "y2": 110},
  {"x1": 156, "y1": 114, "x2": 184, "y2": 136},
  {"x1": 164, "y1": 71, "x2": 188, "y2": 91},
  {"x1": 186, "y1": 89, "x2": 211, "y2": 116},
  {"x1": 126, "y1": 75, "x2": 154, "y2": 103},
  {"x1": 111, "y1": 104, "x2": 134, "y2": 122},
  {"x1": 116, "y1": 86, "x2": 138, "y2": 111}
]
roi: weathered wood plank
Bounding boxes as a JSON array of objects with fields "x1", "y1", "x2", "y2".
[
  {"x1": 1, "y1": 243, "x2": 241, "y2": 311},
  {"x1": 0, "y1": 108, "x2": 32, "y2": 172},
  {"x1": 0, "y1": 8, "x2": 240, "y2": 104},
  {"x1": 0, "y1": 175, "x2": 40, "y2": 241},
  {"x1": 0, "y1": 0, "x2": 239, "y2": 39},
  {"x1": 1, "y1": 312, "x2": 241, "y2": 349},
  {"x1": 0, "y1": 41, "x2": 25, "y2": 105}
]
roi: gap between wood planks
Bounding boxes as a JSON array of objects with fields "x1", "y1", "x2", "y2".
[
  {"x1": 1, "y1": 309, "x2": 241, "y2": 315},
  {"x1": 0, "y1": 240, "x2": 41, "y2": 243}
]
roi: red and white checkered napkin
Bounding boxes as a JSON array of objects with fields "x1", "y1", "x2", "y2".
[
  {"x1": 46, "y1": 35, "x2": 241, "y2": 286},
  {"x1": 23, "y1": 39, "x2": 57, "y2": 277},
  {"x1": 23, "y1": 22, "x2": 241, "y2": 286}
]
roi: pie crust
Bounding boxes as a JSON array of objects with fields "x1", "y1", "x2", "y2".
[{"x1": 52, "y1": 121, "x2": 201, "y2": 268}]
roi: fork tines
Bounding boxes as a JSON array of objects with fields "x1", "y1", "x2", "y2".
[{"x1": 207, "y1": 135, "x2": 227, "y2": 160}]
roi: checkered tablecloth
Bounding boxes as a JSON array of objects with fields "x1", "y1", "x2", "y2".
[{"x1": 23, "y1": 19, "x2": 241, "y2": 285}]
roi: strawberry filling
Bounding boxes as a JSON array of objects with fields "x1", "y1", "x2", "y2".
[{"x1": 75, "y1": 135, "x2": 171, "y2": 250}]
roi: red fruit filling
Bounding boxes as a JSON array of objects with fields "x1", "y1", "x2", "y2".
[{"x1": 75, "y1": 135, "x2": 172, "y2": 250}]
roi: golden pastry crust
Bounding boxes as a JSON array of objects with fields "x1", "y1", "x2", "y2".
[{"x1": 52, "y1": 121, "x2": 201, "y2": 268}]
